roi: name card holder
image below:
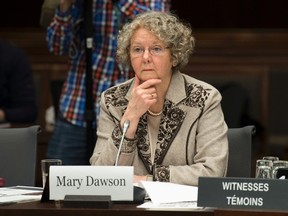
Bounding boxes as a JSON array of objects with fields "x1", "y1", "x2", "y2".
[
  {"x1": 63, "y1": 195, "x2": 112, "y2": 209},
  {"x1": 197, "y1": 177, "x2": 288, "y2": 211},
  {"x1": 48, "y1": 166, "x2": 134, "y2": 204}
]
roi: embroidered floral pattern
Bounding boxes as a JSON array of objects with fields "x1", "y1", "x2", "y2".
[
  {"x1": 184, "y1": 83, "x2": 211, "y2": 108},
  {"x1": 112, "y1": 124, "x2": 137, "y2": 153},
  {"x1": 154, "y1": 165, "x2": 170, "y2": 182},
  {"x1": 155, "y1": 100, "x2": 186, "y2": 164},
  {"x1": 104, "y1": 83, "x2": 130, "y2": 109},
  {"x1": 107, "y1": 81, "x2": 136, "y2": 153},
  {"x1": 136, "y1": 116, "x2": 152, "y2": 172}
]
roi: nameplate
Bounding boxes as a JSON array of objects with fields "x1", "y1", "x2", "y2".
[
  {"x1": 49, "y1": 166, "x2": 133, "y2": 201},
  {"x1": 197, "y1": 177, "x2": 288, "y2": 211}
]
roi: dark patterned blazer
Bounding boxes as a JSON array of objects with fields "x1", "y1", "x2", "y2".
[{"x1": 90, "y1": 71, "x2": 228, "y2": 186}]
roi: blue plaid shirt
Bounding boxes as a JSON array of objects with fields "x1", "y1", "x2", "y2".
[{"x1": 47, "y1": 0, "x2": 171, "y2": 127}]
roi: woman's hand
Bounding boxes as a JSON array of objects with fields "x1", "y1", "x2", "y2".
[
  {"x1": 59, "y1": 0, "x2": 76, "y2": 12},
  {"x1": 121, "y1": 76, "x2": 161, "y2": 139},
  {"x1": 133, "y1": 175, "x2": 148, "y2": 183},
  {"x1": 129, "y1": 75, "x2": 161, "y2": 118}
]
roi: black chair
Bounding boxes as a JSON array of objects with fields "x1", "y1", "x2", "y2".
[
  {"x1": 0, "y1": 125, "x2": 41, "y2": 186},
  {"x1": 226, "y1": 125, "x2": 256, "y2": 178}
]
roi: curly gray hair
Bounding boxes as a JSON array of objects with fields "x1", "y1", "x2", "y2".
[{"x1": 117, "y1": 11, "x2": 195, "y2": 72}]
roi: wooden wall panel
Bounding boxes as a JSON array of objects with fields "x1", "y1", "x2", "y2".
[{"x1": 1, "y1": 0, "x2": 288, "y2": 28}]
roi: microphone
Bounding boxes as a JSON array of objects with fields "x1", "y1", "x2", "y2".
[
  {"x1": 115, "y1": 120, "x2": 130, "y2": 166},
  {"x1": 113, "y1": 119, "x2": 146, "y2": 204}
]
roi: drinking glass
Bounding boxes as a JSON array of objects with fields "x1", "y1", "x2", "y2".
[
  {"x1": 262, "y1": 156, "x2": 279, "y2": 162},
  {"x1": 272, "y1": 160, "x2": 288, "y2": 179},
  {"x1": 41, "y1": 159, "x2": 62, "y2": 188},
  {"x1": 255, "y1": 159, "x2": 273, "y2": 179}
]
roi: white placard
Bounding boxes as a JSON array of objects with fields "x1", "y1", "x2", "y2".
[{"x1": 49, "y1": 166, "x2": 133, "y2": 201}]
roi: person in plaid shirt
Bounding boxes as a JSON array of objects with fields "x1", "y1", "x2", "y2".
[{"x1": 46, "y1": 0, "x2": 171, "y2": 165}]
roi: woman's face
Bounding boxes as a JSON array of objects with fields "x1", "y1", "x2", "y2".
[{"x1": 130, "y1": 28, "x2": 173, "y2": 83}]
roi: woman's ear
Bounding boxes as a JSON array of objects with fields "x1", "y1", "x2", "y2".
[{"x1": 172, "y1": 59, "x2": 178, "y2": 67}]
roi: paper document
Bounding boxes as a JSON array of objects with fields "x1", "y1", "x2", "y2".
[
  {"x1": 137, "y1": 201, "x2": 200, "y2": 209},
  {"x1": 139, "y1": 181, "x2": 198, "y2": 204},
  {"x1": 0, "y1": 186, "x2": 43, "y2": 205}
]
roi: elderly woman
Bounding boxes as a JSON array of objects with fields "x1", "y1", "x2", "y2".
[{"x1": 90, "y1": 11, "x2": 228, "y2": 186}]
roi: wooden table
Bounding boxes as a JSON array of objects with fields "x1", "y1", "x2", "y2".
[
  {"x1": 0, "y1": 201, "x2": 213, "y2": 216},
  {"x1": 1, "y1": 201, "x2": 288, "y2": 216}
]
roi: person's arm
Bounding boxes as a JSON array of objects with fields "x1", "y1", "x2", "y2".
[
  {"x1": 40, "y1": 0, "x2": 61, "y2": 28},
  {"x1": 118, "y1": 0, "x2": 171, "y2": 18},
  {"x1": 90, "y1": 94, "x2": 150, "y2": 183},
  {"x1": 46, "y1": 0, "x2": 80, "y2": 55},
  {"x1": 120, "y1": 76, "x2": 161, "y2": 139},
  {"x1": 91, "y1": 78, "x2": 162, "y2": 183},
  {"x1": 90, "y1": 90, "x2": 138, "y2": 166},
  {"x1": 59, "y1": 0, "x2": 76, "y2": 12}
]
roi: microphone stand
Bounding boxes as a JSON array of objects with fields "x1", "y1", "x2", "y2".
[
  {"x1": 84, "y1": 0, "x2": 95, "y2": 162},
  {"x1": 115, "y1": 120, "x2": 130, "y2": 166},
  {"x1": 113, "y1": 120, "x2": 146, "y2": 203}
]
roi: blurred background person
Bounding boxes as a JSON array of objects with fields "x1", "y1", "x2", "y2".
[
  {"x1": 40, "y1": 0, "x2": 60, "y2": 28},
  {"x1": 45, "y1": 0, "x2": 171, "y2": 165},
  {"x1": 0, "y1": 38, "x2": 37, "y2": 125},
  {"x1": 90, "y1": 11, "x2": 228, "y2": 186}
]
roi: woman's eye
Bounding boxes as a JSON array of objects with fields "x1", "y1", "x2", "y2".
[
  {"x1": 133, "y1": 48, "x2": 143, "y2": 53},
  {"x1": 152, "y1": 47, "x2": 162, "y2": 52}
]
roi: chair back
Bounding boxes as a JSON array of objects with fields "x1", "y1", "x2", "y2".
[
  {"x1": 226, "y1": 125, "x2": 256, "y2": 178},
  {"x1": 0, "y1": 125, "x2": 41, "y2": 186}
]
